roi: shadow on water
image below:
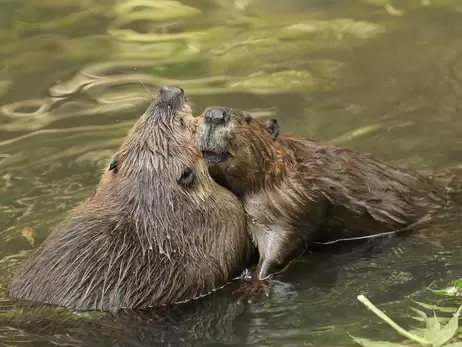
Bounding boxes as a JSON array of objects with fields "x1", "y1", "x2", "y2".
[{"x1": 1, "y1": 0, "x2": 462, "y2": 346}]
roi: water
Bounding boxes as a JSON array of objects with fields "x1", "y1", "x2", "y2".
[{"x1": 1, "y1": 0, "x2": 462, "y2": 346}]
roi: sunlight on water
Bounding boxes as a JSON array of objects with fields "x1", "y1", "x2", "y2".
[{"x1": 0, "y1": 0, "x2": 462, "y2": 346}]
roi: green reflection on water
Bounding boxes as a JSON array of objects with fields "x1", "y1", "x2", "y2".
[{"x1": 0, "y1": 0, "x2": 462, "y2": 346}]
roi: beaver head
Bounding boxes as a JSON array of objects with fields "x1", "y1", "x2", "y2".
[
  {"x1": 101, "y1": 86, "x2": 208, "y2": 221},
  {"x1": 196, "y1": 107, "x2": 284, "y2": 197},
  {"x1": 8, "y1": 88, "x2": 253, "y2": 311}
]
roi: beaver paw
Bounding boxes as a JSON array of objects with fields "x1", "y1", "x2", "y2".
[{"x1": 233, "y1": 280, "x2": 270, "y2": 304}]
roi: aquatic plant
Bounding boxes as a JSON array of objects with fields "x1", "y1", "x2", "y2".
[
  {"x1": 351, "y1": 279, "x2": 462, "y2": 346},
  {"x1": 430, "y1": 279, "x2": 462, "y2": 297}
]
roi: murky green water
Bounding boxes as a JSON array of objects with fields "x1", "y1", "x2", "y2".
[{"x1": 1, "y1": 0, "x2": 462, "y2": 346}]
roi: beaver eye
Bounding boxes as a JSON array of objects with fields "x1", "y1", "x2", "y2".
[
  {"x1": 108, "y1": 155, "x2": 118, "y2": 172},
  {"x1": 177, "y1": 166, "x2": 195, "y2": 187},
  {"x1": 266, "y1": 119, "x2": 280, "y2": 139}
]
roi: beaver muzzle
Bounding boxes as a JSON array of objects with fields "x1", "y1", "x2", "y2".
[
  {"x1": 199, "y1": 108, "x2": 231, "y2": 165},
  {"x1": 202, "y1": 150, "x2": 229, "y2": 165},
  {"x1": 151, "y1": 85, "x2": 185, "y2": 114}
]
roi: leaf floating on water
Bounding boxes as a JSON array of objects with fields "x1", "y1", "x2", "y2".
[
  {"x1": 356, "y1": 295, "x2": 461, "y2": 347},
  {"x1": 411, "y1": 300, "x2": 459, "y2": 313},
  {"x1": 428, "y1": 278, "x2": 462, "y2": 297},
  {"x1": 411, "y1": 306, "x2": 461, "y2": 346},
  {"x1": 430, "y1": 287, "x2": 458, "y2": 297},
  {"x1": 410, "y1": 307, "x2": 429, "y2": 322},
  {"x1": 423, "y1": 312, "x2": 443, "y2": 343},
  {"x1": 21, "y1": 227, "x2": 35, "y2": 247},
  {"x1": 429, "y1": 306, "x2": 461, "y2": 346}
]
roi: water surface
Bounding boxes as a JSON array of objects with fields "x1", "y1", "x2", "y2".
[{"x1": 1, "y1": 0, "x2": 462, "y2": 346}]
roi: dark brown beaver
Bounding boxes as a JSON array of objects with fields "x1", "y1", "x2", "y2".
[
  {"x1": 196, "y1": 106, "x2": 448, "y2": 297},
  {"x1": 8, "y1": 88, "x2": 254, "y2": 312}
]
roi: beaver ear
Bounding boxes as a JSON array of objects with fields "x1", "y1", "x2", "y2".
[
  {"x1": 266, "y1": 119, "x2": 280, "y2": 140},
  {"x1": 108, "y1": 155, "x2": 118, "y2": 172},
  {"x1": 177, "y1": 166, "x2": 195, "y2": 187},
  {"x1": 243, "y1": 112, "x2": 252, "y2": 123}
]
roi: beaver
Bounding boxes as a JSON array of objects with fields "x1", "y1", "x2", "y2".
[
  {"x1": 8, "y1": 87, "x2": 254, "y2": 311},
  {"x1": 196, "y1": 106, "x2": 448, "y2": 297}
]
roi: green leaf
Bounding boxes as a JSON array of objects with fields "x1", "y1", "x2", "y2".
[
  {"x1": 411, "y1": 300, "x2": 458, "y2": 313},
  {"x1": 410, "y1": 307, "x2": 428, "y2": 321},
  {"x1": 428, "y1": 307, "x2": 461, "y2": 346},
  {"x1": 429, "y1": 279, "x2": 462, "y2": 296},
  {"x1": 430, "y1": 287, "x2": 457, "y2": 296},
  {"x1": 355, "y1": 295, "x2": 461, "y2": 347},
  {"x1": 422, "y1": 312, "x2": 441, "y2": 342}
]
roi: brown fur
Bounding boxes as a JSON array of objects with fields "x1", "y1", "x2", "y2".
[
  {"x1": 8, "y1": 88, "x2": 254, "y2": 312},
  {"x1": 196, "y1": 106, "x2": 448, "y2": 290}
]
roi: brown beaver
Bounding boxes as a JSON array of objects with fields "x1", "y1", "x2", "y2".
[
  {"x1": 196, "y1": 106, "x2": 449, "y2": 297},
  {"x1": 8, "y1": 87, "x2": 254, "y2": 312}
]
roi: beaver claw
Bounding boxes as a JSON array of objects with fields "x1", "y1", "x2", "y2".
[{"x1": 233, "y1": 280, "x2": 270, "y2": 304}]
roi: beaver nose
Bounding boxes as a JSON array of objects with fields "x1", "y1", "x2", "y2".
[
  {"x1": 204, "y1": 108, "x2": 228, "y2": 125},
  {"x1": 159, "y1": 86, "x2": 184, "y2": 101}
]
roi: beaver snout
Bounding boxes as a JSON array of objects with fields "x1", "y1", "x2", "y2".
[
  {"x1": 204, "y1": 108, "x2": 228, "y2": 125},
  {"x1": 158, "y1": 85, "x2": 184, "y2": 102}
]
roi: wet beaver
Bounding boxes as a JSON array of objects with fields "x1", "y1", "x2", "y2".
[
  {"x1": 8, "y1": 88, "x2": 254, "y2": 311},
  {"x1": 196, "y1": 107, "x2": 448, "y2": 297}
]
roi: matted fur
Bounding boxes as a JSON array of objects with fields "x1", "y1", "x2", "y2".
[
  {"x1": 8, "y1": 90, "x2": 254, "y2": 312},
  {"x1": 196, "y1": 106, "x2": 448, "y2": 284}
]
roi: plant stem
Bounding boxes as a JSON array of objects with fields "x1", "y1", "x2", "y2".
[{"x1": 357, "y1": 294, "x2": 430, "y2": 346}]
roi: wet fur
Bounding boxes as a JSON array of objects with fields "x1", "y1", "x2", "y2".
[
  {"x1": 8, "y1": 93, "x2": 254, "y2": 311},
  {"x1": 197, "y1": 107, "x2": 448, "y2": 281}
]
